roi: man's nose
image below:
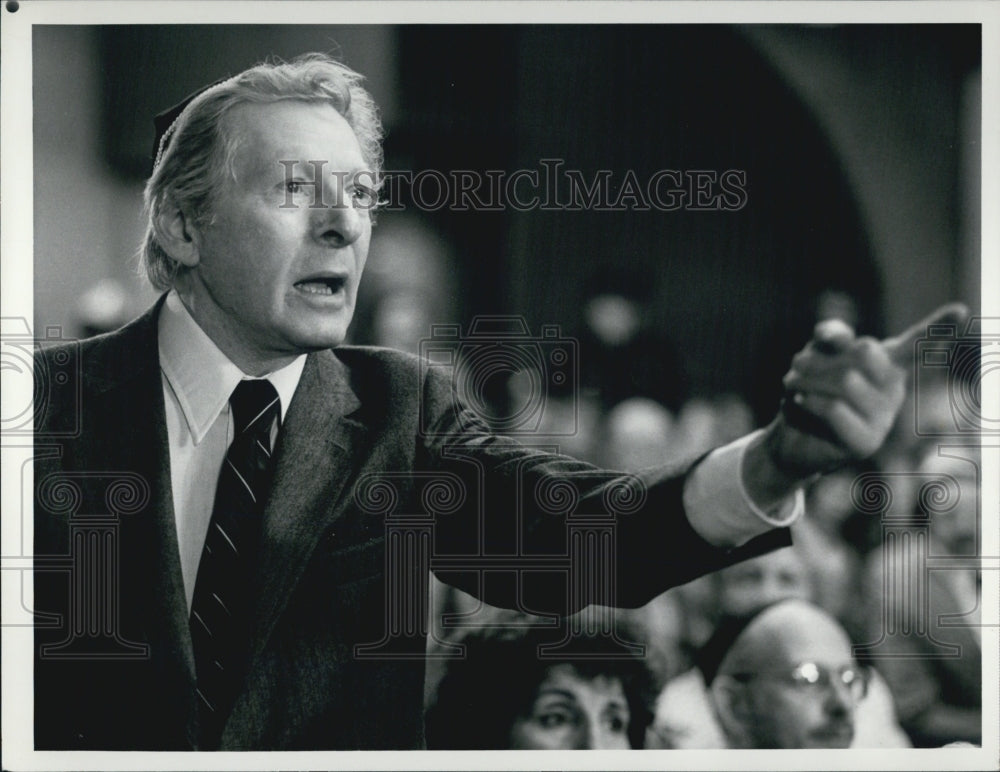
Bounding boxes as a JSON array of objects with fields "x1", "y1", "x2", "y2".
[
  {"x1": 824, "y1": 677, "x2": 854, "y2": 717},
  {"x1": 312, "y1": 199, "x2": 365, "y2": 247}
]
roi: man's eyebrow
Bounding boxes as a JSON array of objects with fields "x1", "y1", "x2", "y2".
[
  {"x1": 273, "y1": 160, "x2": 373, "y2": 178},
  {"x1": 345, "y1": 166, "x2": 375, "y2": 181}
]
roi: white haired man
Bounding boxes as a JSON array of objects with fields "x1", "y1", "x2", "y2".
[{"x1": 34, "y1": 52, "x2": 961, "y2": 750}]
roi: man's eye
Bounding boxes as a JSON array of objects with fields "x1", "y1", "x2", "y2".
[
  {"x1": 351, "y1": 187, "x2": 376, "y2": 208},
  {"x1": 607, "y1": 715, "x2": 627, "y2": 733},
  {"x1": 285, "y1": 180, "x2": 306, "y2": 194},
  {"x1": 792, "y1": 663, "x2": 822, "y2": 686}
]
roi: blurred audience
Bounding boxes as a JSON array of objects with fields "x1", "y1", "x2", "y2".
[
  {"x1": 714, "y1": 543, "x2": 813, "y2": 618},
  {"x1": 424, "y1": 618, "x2": 658, "y2": 749},
  {"x1": 506, "y1": 366, "x2": 603, "y2": 462},
  {"x1": 74, "y1": 278, "x2": 138, "y2": 338},
  {"x1": 352, "y1": 213, "x2": 458, "y2": 353},
  {"x1": 654, "y1": 549, "x2": 910, "y2": 748},
  {"x1": 410, "y1": 290, "x2": 978, "y2": 751},
  {"x1": 368, "y1": 286, "x2": 439, "y2": 355},
  {"x1": 674, "y1": 394, "x2": 756, "y2": 461},
  {"x1": 787, "y1": 517, "x2": 858, "y2": 626},
  {"x1": 653, "y1": 547, "x2": 810, "y2": 748},
  {"x1": 577, "y1": 267, "x2": 687, "y2": 413},
  {"x1": 611, "y1": 592, "x2": 688, "y2": 692},
  {"x1": 601, "y1": 397, "x2": 676, "y2": 471},
  {"x1": 417, "y1": 371, "x2": 982, "y2": 750},
  {"x1": 857, "y1": 448, "x2": 982, "y2": 747}
]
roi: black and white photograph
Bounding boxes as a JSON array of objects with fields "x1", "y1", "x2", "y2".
[{"x1": 1, "y1": 2, "x2": 997, "y2": 769}]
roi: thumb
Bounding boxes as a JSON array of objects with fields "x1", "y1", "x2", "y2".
[{"x1": 883, "y1": 302, "x2": 970, "y2": 366}]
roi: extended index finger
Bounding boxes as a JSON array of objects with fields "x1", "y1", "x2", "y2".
[{"x1": 882, "y1": 302, "x2": 970, "y2": 365}]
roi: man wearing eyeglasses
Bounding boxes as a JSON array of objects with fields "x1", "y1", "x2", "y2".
[{"x1": 706, "y1": 600, "x2": 871, "y2": 749}]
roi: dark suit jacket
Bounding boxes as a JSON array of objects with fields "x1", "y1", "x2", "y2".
[{"x1": 33, "y1": 299, "x2": 789, "y2": 750}]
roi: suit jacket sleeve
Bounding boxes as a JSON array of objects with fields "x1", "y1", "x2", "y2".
[{"x1": 415, "y1": 363, "x2": 790, "y2": 614}]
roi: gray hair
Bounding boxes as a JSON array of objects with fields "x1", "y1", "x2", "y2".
[{"x1": 139, "y1": 53, "x2": 383, "y2": 289}]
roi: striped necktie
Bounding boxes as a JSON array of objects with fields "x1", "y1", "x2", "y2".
[{"x1": 190, "y1": 379, "x2": 280, "y2": 749}]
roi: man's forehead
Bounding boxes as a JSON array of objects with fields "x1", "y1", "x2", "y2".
[
  {"x1": 745, "y1": 607, "x2": 852, "y2": 667},
  {"x1": 223, "y1": 100, "x2": 366, "y2": 169}
]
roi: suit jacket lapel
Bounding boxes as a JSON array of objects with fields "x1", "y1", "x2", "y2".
[{"x1": 251, "y1": 349, "x2": 368, "y2": 660}]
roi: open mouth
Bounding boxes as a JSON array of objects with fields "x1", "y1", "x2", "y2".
[{"x1": 294, "y1": 275, "x2": 347, "y2": 296}]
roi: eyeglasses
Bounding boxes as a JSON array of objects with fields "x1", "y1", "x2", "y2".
[{"x1": 727, "y1": 662, "x2": 870, "y2": 700}]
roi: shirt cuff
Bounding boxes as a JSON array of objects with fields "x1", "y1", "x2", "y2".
[{"x1": 682, "y1": 429, "x2": 804, "y2": 548}]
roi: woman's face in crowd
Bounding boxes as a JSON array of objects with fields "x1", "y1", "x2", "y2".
[{"x1": 508, "y1": 664, "x2": 632, "y2": 749}]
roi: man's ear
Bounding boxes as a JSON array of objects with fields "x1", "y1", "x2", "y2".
[
  {"x1": 709, "y1": 676, "x2": 753, "y2": 746},
  {"x1": 153, "y1": 200, "x2": 202, "y2": 268}
]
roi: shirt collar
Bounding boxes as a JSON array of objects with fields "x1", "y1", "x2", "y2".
[{"x1": 158, "y1": 290, "x2": 306, "y2": 444}]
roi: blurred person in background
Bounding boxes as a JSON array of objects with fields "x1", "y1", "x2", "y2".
[
  {"x1": 600, "y1": 396, "x2": 676, "y2": 472},
  {"x1": 674, "y1": 393, "x2": 757, "y2": 463},
  {"x1": 705, "y1": 600, "x2": 890, "y2": 749},
  {"x1": 368, "y1": 286, "x2": 438, "y2": 355},
  {"x1": 351, "y1": 213, "x2": 458, "y2": 354},
  {"x1": 577, "y1": 267, "x2": 688, "y2": 414},
  {"x1": 788, "y1": 500, "x2": 860, "y2": 625},
  {"x1": 424, "y1": 619, "x2": 659, "y2": 749},
  {"x1": 611, "y1": 592, "x2": 687, "y2": 698},
  {"x1": 73, "y1": 278, "x2": 137, "y2": 338},
  {"x1": 714, "y1": 541, "x2": 813, "y2": 617}
]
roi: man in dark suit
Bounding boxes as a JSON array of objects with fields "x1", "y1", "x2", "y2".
[{"x1": 33, "y1": 53, "x2": 959, "y2": 751}]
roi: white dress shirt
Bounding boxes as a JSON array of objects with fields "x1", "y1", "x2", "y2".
[
  {"x1": 159, "y1": 291, "x2": 305, "y2": 610},
  {"x1": 158, "y1": 291, "x2": 802, "y2": 610}
]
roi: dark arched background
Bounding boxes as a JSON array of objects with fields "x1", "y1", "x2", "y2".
[{"x1": 33, "y1": 23, "x2": 980, "y2": 420}]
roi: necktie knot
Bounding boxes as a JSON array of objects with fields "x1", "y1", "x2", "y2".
[{"x1": 230, "y1": 379, "x2": 280, "y2": 436}]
